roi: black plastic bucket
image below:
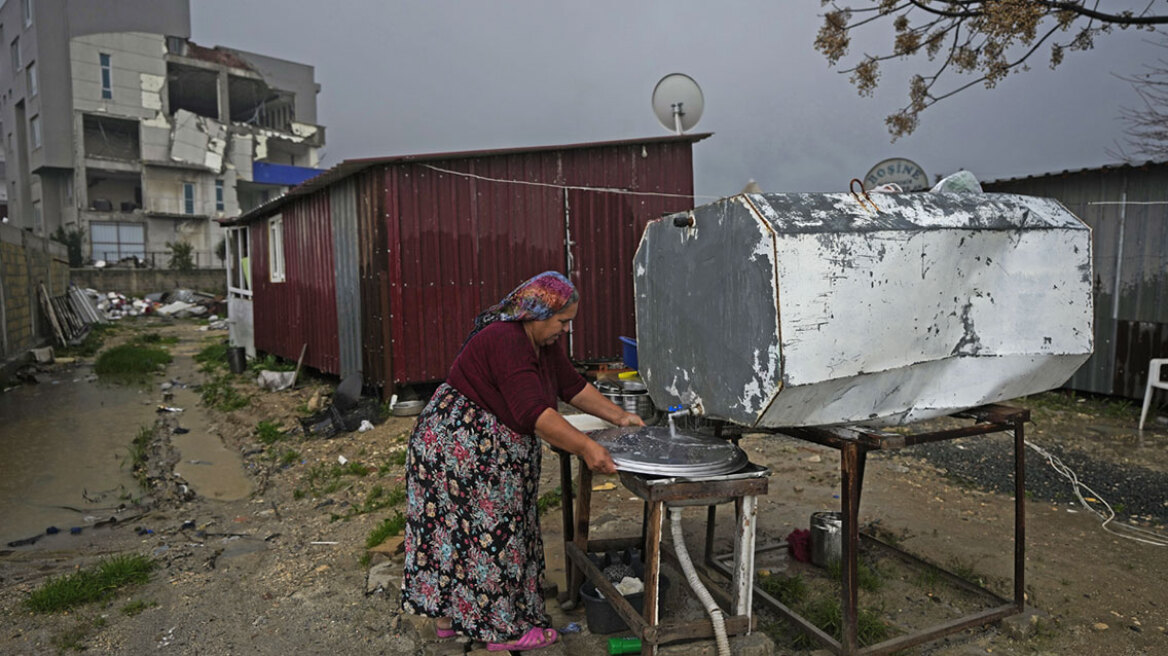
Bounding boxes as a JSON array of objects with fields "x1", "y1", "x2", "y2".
[{"x1": 226, "y1": 346, "x2": 247, "y2": 374}]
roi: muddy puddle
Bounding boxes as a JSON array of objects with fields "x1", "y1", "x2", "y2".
[
  {"x1": 0, "y1": 366, "x2": 155, "y2": 546},
  {"x1": 0, "y1": 328, "x2": 252, "y2": 547}
]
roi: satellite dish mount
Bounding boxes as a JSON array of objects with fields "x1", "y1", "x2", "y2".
[{"x1": 652, "y1": 73, "x2": 704, "y2": 135}]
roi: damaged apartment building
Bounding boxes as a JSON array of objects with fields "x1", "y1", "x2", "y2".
[{"x1": 0, "y1": 0, "x2": 323, "y2": 266}]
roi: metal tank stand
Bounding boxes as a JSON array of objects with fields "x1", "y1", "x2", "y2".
[
  {"x1": 704, "y1": 404, "x2": 1029, "y2": 656},
  {"x1": 558, "y1": 453, "x2": 769, "y2": 655}
]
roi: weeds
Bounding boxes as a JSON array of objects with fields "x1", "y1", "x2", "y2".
[
  {"x1": 200, "y1": 374, "x2": 251, "y2": 412},
  {"x1": 94, "y1": 342, "x2": 172, "y2": 385},
  {"x1": 279, "y1": 449, "x2": 301, "y2": 467},
  {"x1": 826, "y1": 559, "x2": 884, "y2": 592},
  {"x1": 128, "y1": 426, "x2": 153, "y2": 488},
  {"x1": 794, "y1": 596, "x2": 891, "y2": 648},
  {"x1": 948, "y1": 557, "x2": 985, "y2": 586},
  {"x1": 120, "y1": 599, "x2": 157, "y2": 616},
  {"x1": 255, "y1": 420, "x2": 285, "y2": 445},
  {"x1": 195, "y1": 340, "x2": 229, "y2": 373},
  {"x1": 537, "y1": 486, "x2": 562, "y2": 514},
  {"x1": 25, "y1": 554, "x2": 154, "y2": 613},
  {"x1": 57, "y1": 323, "x2": 115, "y2": 358},
  {"x1": 366, "y1": 511, "x2": 407, "y2": 548},
  {"x1": 758, "y1": 572, "x2": 808, "y2": 607},
  {"x1": 250, "y1": 353, "x2": 295, "y2": 373}
]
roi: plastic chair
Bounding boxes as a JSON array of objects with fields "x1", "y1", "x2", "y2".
[{"x1": 1139, "y1": 358, "x2": 1168, "y2": 431}]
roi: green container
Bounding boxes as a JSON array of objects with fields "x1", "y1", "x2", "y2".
[{"x1": 608, "y1": 637, "x2": 642, "y2": 655}]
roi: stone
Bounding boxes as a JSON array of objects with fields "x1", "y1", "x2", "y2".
[
  {"x1": 1092, "y1": 622, "x2": 1109, "y2": 631},
  {"x1": 366, "y1": 561, "x2": 397, "y2": 595},
  {"x1": 1001, "y1": 607, "x2": 1050, "y2": 640}
]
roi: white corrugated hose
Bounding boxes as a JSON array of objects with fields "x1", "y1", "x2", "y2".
[{"x1": 669, "y1": 506, "x2": 730, "y2": 656}]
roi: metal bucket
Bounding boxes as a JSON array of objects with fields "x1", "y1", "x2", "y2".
[
  {"x1": 810, "y1": 511, "x2": 842, "y2": 567},
  {"x1": 600, "y1": 390, "x2": 656, "y2": 423},
  {"x1": 226, "y1": 346, "x2": 247, "y2": 374}
]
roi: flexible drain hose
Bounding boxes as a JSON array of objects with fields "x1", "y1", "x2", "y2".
[{"x1": 669, "y1": 506, "x2": 730, "y2": 656}]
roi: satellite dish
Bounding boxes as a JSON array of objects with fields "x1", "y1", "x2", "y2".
[{"x1": 652, "y1": 73, "x2": 704, "y2": 134}]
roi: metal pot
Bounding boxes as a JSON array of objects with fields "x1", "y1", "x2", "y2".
[
  {"x1": 600, "y1": 390, "x2": 656, "y2": 422},
  {"x1": 809, "y1": 511, "x2": 842, "y2": 567}
]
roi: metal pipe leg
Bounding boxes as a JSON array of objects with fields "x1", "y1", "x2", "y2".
[
  {"x1": 1014, "y1": 418, "x2": 1026, "y2": 610},
  {"x1": 840, "y1": 442, "x2": 863, "y2": 655}
]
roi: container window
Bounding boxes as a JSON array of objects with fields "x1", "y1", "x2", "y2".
[
  {"x1": 100, "y1": 53, "x2": 112, "y2": 99},
  {"x1": 269, "y1": 215, "x2": 285, "y2": 283}
]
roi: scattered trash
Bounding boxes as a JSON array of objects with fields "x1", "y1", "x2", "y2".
[
  {"x1": 560, "y1": 622, "x2": 582, "y2": 634},
  {"x1": 173, "y1": 427, "x2": 190, "y2": 434},
  {"x1": 357, "y1": 420, "x2": 374, "y2": 433},
  {"x1": 45, "y1": 526, "x2": 60, "y2": 535},
  {"x1": 157, "y1": 405, "x2": 184, "y2": 413},
  {"x1": 136, "y1": 527, "x2": 154, "y2": 536},
  {"x1": 592, "y1": 482, "x2": 617, "y2": 491},
  {"x1": 69, "y1": 527, "x2": 83, "y2": 535},
  {"x1": 181, "y1": 520, "x2": 196, "y2": 530},
  {"x1": 257, "y1": 370, "x2": 295, "y2": 391},
  {"x1": 310, "y1": 541, "x2": 339, "y2": 545},
  {"x1": 338, "y1": 455, "x2": 349, "y2": 465}
]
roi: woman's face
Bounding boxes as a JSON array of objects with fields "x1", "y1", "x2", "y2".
[{"x1": 527, "y1": 302, "x2": 578, "y2": 347}]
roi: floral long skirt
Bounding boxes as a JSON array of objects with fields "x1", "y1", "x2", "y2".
[{"x1": 399, "y1": 383, "x2": 550, "y2": 643}]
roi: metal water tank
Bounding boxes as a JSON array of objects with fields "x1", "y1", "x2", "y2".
[{"x1": 633, "y1": 191, "x2": 1093, "y2": 428}]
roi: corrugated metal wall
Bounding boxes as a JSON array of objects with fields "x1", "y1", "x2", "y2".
[
  {"x1": 985, "y1": 163, "x2": 1168, "y2": 398},
  {"x1": 330, "y1": 178, "x2": 362, "y2": 379},
  {"x1": 238, "y1": 136, "x2": 700, "y2": 392},
  {"x1": 252, "y1": 193, "x2": 342, "y2": 375}
]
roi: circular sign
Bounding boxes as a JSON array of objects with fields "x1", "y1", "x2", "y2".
[{"x1": 863, "y1": 158, "x2": 929, "y2": 191}]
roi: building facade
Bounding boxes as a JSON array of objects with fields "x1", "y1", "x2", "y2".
[{"x1": 0, "y1": 0, "x2": 323, "y2": 267}]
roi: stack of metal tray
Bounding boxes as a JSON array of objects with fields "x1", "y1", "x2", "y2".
[{"x1": 588, "y1": 425, "x2": 747, "y2": 478}]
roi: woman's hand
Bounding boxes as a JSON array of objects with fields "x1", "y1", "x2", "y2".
[
  {"x1": 613, "y1": 411, "x2": 645, "y2": 427},
  {"x1": 582, "y1": 441, "x2": 617, "y2": 475}
]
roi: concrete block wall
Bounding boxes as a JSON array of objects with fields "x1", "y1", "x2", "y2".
[
  {"x1": 0, "y1": 224, "x2": 69, "y2": 360},
  {"x1": 71, "y1": 267, "x2": 226, "y2": 297}
]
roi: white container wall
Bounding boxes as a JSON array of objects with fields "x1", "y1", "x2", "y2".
[{"x1": 633, "y1": 191, "x2": 1093, "y2": 428}]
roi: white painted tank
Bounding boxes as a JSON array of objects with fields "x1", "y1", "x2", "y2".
[{"x1": 633, "y1": 191, "x2": 1093, "y2": 427}]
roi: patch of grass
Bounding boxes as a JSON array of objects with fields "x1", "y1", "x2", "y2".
[
  {"x1": 948, "y1": 557, "x2": 986, "y2": 586},
  {"x1": 537, "y1": 486, "x2": 562, "y2": 515},
  {"x1": 758, "y1": 572, "x2": 808, "y2": 607},
  {"x1": 293, "y1": 488, "x2": 306, "y2": 500},
  {"x1": 366, "y1": 511, "x2": 406, "y2": 549},
  {"x1": 826, "y1": 559, "x2": 884, "y2": 592},
  {"x1": 255, "y1": 420, "x2": 285, "y2": 445},
  {"x1": 128, "y1": 425, "x2": 153, "y2": 488},
  {"x1": 136, "y1": 332, "x2": 178, "y2": 345},
  {"x1": 195, "y1": 340, "x2": 229, "y2": 373},
  {"x1": 120, "y1": 599, "x2": 157, "y2": 616},
  {"x1": 793, "y1": 596, "x2": 891, "y2": 648},
  {"x1": 334, "y1": 485, "x2": 407, "y2": 521},
  {"x1": 279, "y1": 448, "x2": 301, "y2": 467},
  {"x1": 387, "y1": 450, "x2": 408, "y2": 468},
  {"x1": 200, "y1": 374, "x2": 251, "y2": 412},
  {"x1": 250, "y1": 353, "x2": 295, "y2": 373},
  {"x1": 52, "y1": 620, "x2": 94, "y2": 652},
  {"x1": 343, "y1": 461, "x2": 371, "y2": 477},
  {"x1": 25, "y1": 554, "x2": 154, "y2": 613},
  {"x1": 303, "y1": 462, "x2": 345, "y2": 497},
  {"x1": 94, "y1": 343, "x2": 172, "y2": 385},
  {"x1": 915, "y1": 567, "x2": 941, "y2": 590}
]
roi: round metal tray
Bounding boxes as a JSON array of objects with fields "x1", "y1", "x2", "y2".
[{"x1": 589, "y1": 426, "x2": 747, "y2": 478}]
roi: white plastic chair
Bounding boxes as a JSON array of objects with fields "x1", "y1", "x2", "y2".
[{"x1": 1139, "y1": 358, "x2": 1168, "y2": 431}]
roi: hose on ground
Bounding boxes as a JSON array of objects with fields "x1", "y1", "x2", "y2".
[{"x1": 669, "y1": 506, "x2": 730, "y2": 656}]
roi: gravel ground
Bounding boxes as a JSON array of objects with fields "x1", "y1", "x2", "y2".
[{"x1": 888, "y1": 435, "x2": 1168, "y2": 526}]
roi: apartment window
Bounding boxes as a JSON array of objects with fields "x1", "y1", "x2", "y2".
[
  {"x1": 22, "y1": 0, "x2": 31, "y2": 28},
  {"x1": 29, "y1": 114, "x2": 39, "y2": 148},
  {"x1": 183, "y1": 182, "x2": 195, "y2": 214},
  {"x1": 26, "y1": 60, "x2": 35, "y2": 96},
  {"x1": 268, "y1": 215, "x2": 285, "y2": 283},
  {"x1": 10, "y1": 37, "x2": 20, "y2": 72},
  {"x1": 91, "y1": 221, "x2": 145, "y2": 263},
  {"x1": 215, "y1": 179, "x2": 224, "y2": 211},
  {"x1": 100, "y1": 53, "x2": 112, "y2": 99}
]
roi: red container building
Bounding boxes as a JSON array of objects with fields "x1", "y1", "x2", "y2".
[{"x1": 221, "y1": 134, "x2": 708, "y2": 396}]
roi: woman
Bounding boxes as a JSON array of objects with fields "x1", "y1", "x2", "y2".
[{"x1": 400, "y1": 271, "x2": 644, "y2": 652}]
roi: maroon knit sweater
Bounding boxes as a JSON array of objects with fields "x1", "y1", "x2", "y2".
[{"x1": 446, "y1": 321, "x2": 587, "y2": 434}]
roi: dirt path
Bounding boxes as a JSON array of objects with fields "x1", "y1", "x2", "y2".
[{"x1": 1, "y1": 317, "x2": 1165, "y2": 655}]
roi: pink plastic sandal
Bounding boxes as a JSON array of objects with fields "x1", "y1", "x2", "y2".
[
  {"x1": 487, "y1": 627, "x2": 558, "y2": 652},
  {"x1": 435, "y1": 618, "x2": 456, "y2": 638}
]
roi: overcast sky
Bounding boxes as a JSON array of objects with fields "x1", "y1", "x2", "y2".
[{"x1": 191, "y1": 1, "x2": 1164, "y2": 198}]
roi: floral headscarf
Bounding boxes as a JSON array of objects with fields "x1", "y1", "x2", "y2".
[{"x1": 461, "y1": 271, "x2": 578, "y2": 349}]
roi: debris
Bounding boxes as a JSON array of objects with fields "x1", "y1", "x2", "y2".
[
  {"x1": 592, "y1": 482, "x2": 617, "y2": 491},
  {"x1": 358, "y1": 420, "x2": 374, "y2": 432},
  {"x1": 157, "y1": 405, "x2": 184, "y2": 413},
  {"x1": 1093, "y1": 622, "x2": 1110, "y2": 631},
  {"x1": 257, "y1": 370, "x2": 295, "y2": 391}
]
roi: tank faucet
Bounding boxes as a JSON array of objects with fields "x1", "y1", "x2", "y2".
[{"x1": 667, "y1": 402, "x2": 704, "y2": 420}]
